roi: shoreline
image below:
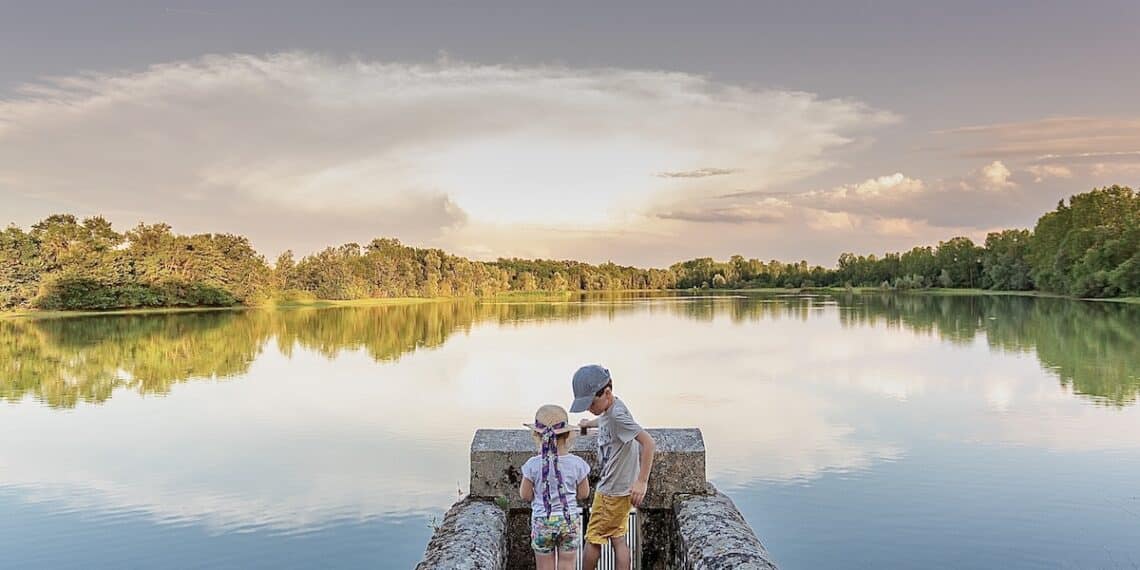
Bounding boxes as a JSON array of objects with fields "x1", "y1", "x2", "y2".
[
  {"x1": 3, "y1": 289, "x2": 1137, "y2": 320},
  {"x1": 0, "y1": 297, "x2": 448, "y2": 321}
]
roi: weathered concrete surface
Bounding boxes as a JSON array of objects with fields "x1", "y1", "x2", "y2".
[
  {"x1": 415, "y1": 498, "x2": 507, "y2": 570},
  {"x1": 427, "y1": 429, "x2": 779, "y2": 570},
  {"x1": 673, "y1": 486, "x2": 778, "y2": 570},
  {"x1": 505, "y1": 508, "x2": 536, "y2": 570},
  {"x1": 636, "y1": 504, "x2": 675, "y2": 570},
  {"x1": 470, "y1": 428, "x2": 705, "y2": 570},
  {"x1": 470, "y1": 428, "x2": 705, "y2": 510}
]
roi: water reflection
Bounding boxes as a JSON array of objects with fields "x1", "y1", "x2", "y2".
[
  {"x1": 2, "y1": 293, "x2": 1139, "y2": 569},
  {"x1": 3, "y1": 293, "x2": 1138, "y2": 408},
  {"x1": 838, "y1": 294, "x2": 1140, "y2": 406}
]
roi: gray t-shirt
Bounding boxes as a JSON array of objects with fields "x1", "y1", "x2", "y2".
[{"x1": 596, "y1": 397, "x2": 644, "y2": 496}]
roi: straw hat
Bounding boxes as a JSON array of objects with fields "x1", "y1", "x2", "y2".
[{"x1": 524, "y1": 404, "x2": 574, "y2": 435}]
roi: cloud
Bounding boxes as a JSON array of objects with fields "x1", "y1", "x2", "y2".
[
  {"x1": 934, "y1": 116, "x2": 1140, "y2": 187},
  {"x1": 806, "y1": 172, "x2": 926, "y2": 205},
  {"x1": 656, "y1": 197, "x2": 789, "y2": 224},
  {"x1": 656, "y1": 168, "x2": 737, "y2": 178},
  {"x1": 978, "y1": 160, "x2": 1015, "y2": 190},
  {"x1": 1025, "y1": 164, "x2": 1073, "y2": 182},
  {"x1": 643, "y1": 173, "x2": 927, "y2": 241},
  {"x1": 939, "y1": 116, "x2": 1140, "y2": 158},
  {"x1": 1091, "y1": 162, "x2": 1140, "y2": 178},
  {"x1": 938, "y1": 116, "x2": 1140, "y2": 183},
  {"x1": 0, "y1": 52, "x2": 893, "y2": 257},
  {"x1": 793, "y1": 172, "x2": 934, "y2": 223},
  {"x1": 643, "y1": 159, "x2": 1066, "y2": 256},
  {"x1": 793, "y1": 162, "x2": 1044, "y2": 228},
  {"x1": 807, "y1": 210, "x2": 859, "y2": 231},
  {"x1": 1033, "y1": 150, "x2": 1140, "y2": 164},
  {"x1": 870, "y1": 217, "x2": 920, "y2": 237}
]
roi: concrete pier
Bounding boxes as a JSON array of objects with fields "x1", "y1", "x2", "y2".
[
  {"x1": 417, "y1": 428, "x2": 778, "y2": 570},
  {"x1": 414, "y1": 499, "x2": 507, "y2": 570}
]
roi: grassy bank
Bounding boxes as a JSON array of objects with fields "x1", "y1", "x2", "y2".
[
  {"x1": 0, "y1": 296, "x2": 446, "y2": 321},
  {"x1": 1103, "y1": 297, "x2": 1140, "y2": 305},
  {"x1": 0, "y1": 305, "x2": 251, "y2": 321},
  {"x1": 6, "y1": 288, "x2": 1138, "y2": 320},
  {"x1": 266, "y1": 296, "x2": 446, "y2": 309},
  {"x1": 681, "y1": 287, "x2": 1139, "y2": 306},
  {"x1": 851, "y1": 287, "x2": 1136, "y2": 304},
  {"x1": 906, "y1": 288, "x2": 1056, "y2": 298},
  {"x1": 751, "y1": 286, "x2": 1129, "y2": 303}
]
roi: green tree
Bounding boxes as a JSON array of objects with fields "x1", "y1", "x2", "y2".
[
  {"x1": 935, "y1": 237, "x2": 983, "y2": 288},
  {"x1": 0, "y1": 226, "x2": 43, "y2": 309},
  {"x1": 1029, "y1": 186, "x2": 1140, "y2": 297},
  {"x1": 982, "y1": 229, "x2": 1034, "y2": 290}
]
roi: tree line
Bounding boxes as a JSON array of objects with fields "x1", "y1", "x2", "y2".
[
  {"x1": 1, "y1": 185, "x2": 1137, "y2": 311},
  {"x1": 662, "y1": 185, "x2": 1138, "y2": 296}
]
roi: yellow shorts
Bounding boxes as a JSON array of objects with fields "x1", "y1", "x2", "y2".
[{"x1": 585, "y1": 492, "x2": 631, "y2": 544}]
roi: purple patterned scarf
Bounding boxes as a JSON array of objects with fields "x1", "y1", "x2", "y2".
[{"x1": 534, "y1": 420, "x2": 573, "y2": 525}]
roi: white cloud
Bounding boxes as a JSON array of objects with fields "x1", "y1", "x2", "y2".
[
  {"x1": 640, "y1": 158, "x2": 1063, "y2": 259},
  {"x1": 979, "y1": 160, "x2": 1016, "y2": 190},
  {"x1": 0, "y1": 52, "x2": 893, "y2": 257},
  {"x1": 788, "y1": 161, "x2": 1050, "y2": 229},
  {"x1": 656, "y1": 197, "x2": 790, "y2": 224},
  {"x1": 1025, "y1": 164, "x2": 1073, "y2": 182},
  {"x1": 838, "y1": 172, "x2": 926, "y2": 198},
  {"x1": 800, "y1": 172, "x2": 926, "y2": 211},
  {"x1": 1090, "y1": 161, "x2": 1140, "y2": 178},
  {"x1": 870, "y1": 217, "x2": 919, "y2": 237},
  {"x1": 6, "y1": 56, "x2": 1112, "y2": 267},
  {"x1": 807, "y1": 209, "x2": 859, "y2": 231},
  {"x1": 656, "y1": 168, "x2": 738, "y2": 179}
]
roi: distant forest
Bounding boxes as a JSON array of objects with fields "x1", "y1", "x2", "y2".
[{"x1": 1, "y1": 185, "x2": 1137, "y2": 311}]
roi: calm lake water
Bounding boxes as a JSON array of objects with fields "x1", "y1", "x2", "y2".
[{"x1": 2, "y1": 292, "x2": 1139, "y2": 569}]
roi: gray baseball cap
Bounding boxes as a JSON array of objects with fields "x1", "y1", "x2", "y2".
[{"x1": 569, "y1": 364, "x2": 611, "y2": 413}]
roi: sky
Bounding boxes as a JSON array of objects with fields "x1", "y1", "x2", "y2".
[{"x1": 1, "y1": 0, "x2": 1138, "y2": 267}]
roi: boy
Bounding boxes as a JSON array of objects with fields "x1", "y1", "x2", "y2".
[{"x1": 569, "y1": 365, "x2": 656, "y2": 570}]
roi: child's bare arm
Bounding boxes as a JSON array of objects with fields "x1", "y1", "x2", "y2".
[
  {"x1": 630, "y1": 430, "x2": 656, "y2": 507},
  {"x1": 576, "y1": 477, "x2": 590, "y2": 501},
  {"x1": 520, "y1": 478, "x2": 535, "y2": 502}
]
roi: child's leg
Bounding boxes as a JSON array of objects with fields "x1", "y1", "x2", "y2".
[
  {"x1": 555, "y1": 550, "x2": 577, "y2": 570},
  {"x1": 611, "y1": 535, "x2": 632, "y2": 570},
  {"x1": 535, "y1": 552, "x2": 556, "y2": 570},
  {"x1": 582, "y1": 542, "x2": 602, "y2": 570}
]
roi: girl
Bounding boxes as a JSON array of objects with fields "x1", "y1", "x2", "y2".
[{"x1": 521, "y1": 404, "x2": 591, "y2": 570}]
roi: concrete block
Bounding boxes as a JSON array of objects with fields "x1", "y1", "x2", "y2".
[
  {"x1": 416, "y1": 498, "x2": 507, "y2": 570},
  {"x1": 470, "y1": 428, "x2": 705, "y2": 510},
  {"x1": 673, "y1": 486, "x2": 778, "y2": 570}
]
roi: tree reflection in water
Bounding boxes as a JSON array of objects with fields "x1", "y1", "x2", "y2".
[{"x1": 3, "y1": 292, "x2": 1137, "y2": 408}]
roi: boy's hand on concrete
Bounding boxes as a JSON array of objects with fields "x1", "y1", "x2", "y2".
[{"x1": 630, "y1": 480, "x2": 647, "y2": 507}]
